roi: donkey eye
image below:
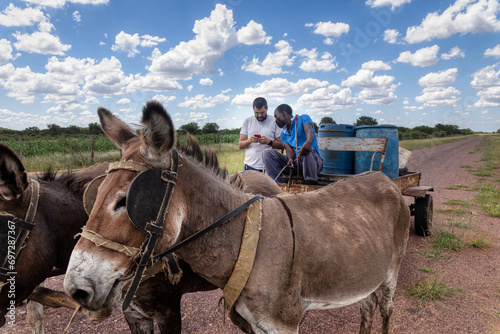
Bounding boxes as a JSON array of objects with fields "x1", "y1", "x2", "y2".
[{"x1": 115, "y1": 195, "x2": 127, "y2": 211}]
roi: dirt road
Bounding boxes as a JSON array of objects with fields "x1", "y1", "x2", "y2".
[{"x1": 3, "y1": 135, "x2": 499, "y2": 333}]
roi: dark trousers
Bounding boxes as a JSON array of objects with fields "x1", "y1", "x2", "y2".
[
  {"x1": 244, "y1": 164, "x2": 263, "y2": 173},
  {"x1": 263, "y1": 149, "x2": 323, "y2": 184}
]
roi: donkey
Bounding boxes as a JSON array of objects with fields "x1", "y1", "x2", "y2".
[
  {"x1": 0, "y1": 141, "x2": 281, "y2": 333},
  {"x1": 0, "y1": 143, "x2": 109, "y2": 330},
  {"x1": 64, "y1": 100, "x2": 410, "y2": 334}
]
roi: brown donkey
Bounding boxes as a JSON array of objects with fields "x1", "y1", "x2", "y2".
[
  {"x1": 64, "y1": 101, "x2": 410, "y2": 334},
  {"x1": 0, "y1": 143, "x2": 108, "y2": 331},
  {"x1": 0, "y1": 142, "x2": 280, "y2": 334}
]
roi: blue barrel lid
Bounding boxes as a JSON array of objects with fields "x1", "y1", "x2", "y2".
[{"x1": 319, "y1": 123, "x2": 355, "y2": 131}]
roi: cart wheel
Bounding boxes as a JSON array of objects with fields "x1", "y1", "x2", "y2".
[{"x1": 415, "y1": 194, "x2": 433, "y2": 236}]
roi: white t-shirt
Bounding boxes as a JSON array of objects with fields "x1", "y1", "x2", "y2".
[{"x1": 240, "y1": 115, "x2": 282, "y2": 170}]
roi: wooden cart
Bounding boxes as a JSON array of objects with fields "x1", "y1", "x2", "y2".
[{"x1": 278, "y1": 136, "x2": 434, "y2": 236}]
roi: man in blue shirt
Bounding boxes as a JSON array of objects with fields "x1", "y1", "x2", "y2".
[{"x1": 263, "y1": 104, "x2": 323, "y2": 184}]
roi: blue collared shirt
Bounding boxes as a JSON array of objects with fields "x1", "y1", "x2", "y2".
[{"x1": 280, "y1": 114, "x2": 320, "y2": 156}]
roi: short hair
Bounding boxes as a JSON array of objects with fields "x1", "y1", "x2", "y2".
[
  {"x1": 253, "y1": 97, "x2": 268, "y2": 109},
  {"x1": 275, "y1": 104, "x2": 293, "y2": 115}
]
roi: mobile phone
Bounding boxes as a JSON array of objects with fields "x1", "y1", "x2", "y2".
[{"x1": 254, "y1": 134, "x2": 261, "y2": 138}]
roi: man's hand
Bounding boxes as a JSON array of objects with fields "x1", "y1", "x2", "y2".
[{"x1": 257, "y1": 135, "x2": 270, "y2": 145}]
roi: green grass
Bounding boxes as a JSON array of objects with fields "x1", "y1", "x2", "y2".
[
  {"x1": 474, "y1": 184, "x2": 500, "y2": 217},
  {"x1": 443, "y1": 199, "x2": 473, "y2": 207},
  {"x1": 399, "y1": 135, "x2": 479, "y2": 151},
  {"x1": 468, "y1": 236, "x2": 492, "y2": 249},
  {"x1": 446, "y1": 184, "x2": 471, "y2": 190},
  {"x1": 435, "y1": 208, "x2": 470, "y2": 217},
  {"x1": 432, "y1": 231, "x2": 467, "y2": 252},
  {"x1": 406, "y1": 275, "x2": 462, "y2": 306},
  {"x1": 419, "y1": 266, "x2": 435, "y2": 273},
  {"x1": 446, "y1": 218, "x2": 473, "y2": 229}
]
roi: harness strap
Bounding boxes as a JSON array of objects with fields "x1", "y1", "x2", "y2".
[
  {"x1": 152, "y1": 194, "x2": 263, "y2": 263},
  {"x1": 121, "y1": 150, "x2": 179, "y2": 311},
  {"x1": 222, "y1": 197, "x2": 262, "y2": 311},
  {"x1": 76, "y1": 228, "x2": 141, "y2": 259},
  {"x1": 107, "y1": 161, "x2": 150, "y2": 174}
]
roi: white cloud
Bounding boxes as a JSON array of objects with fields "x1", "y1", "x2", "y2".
[
  {"x1": 383, "y1": 29, "x2": 403, "y2": 44},
  {"x1": 73, "y1": 11, "x2": 81, "y2": 22},
  {"x1": 361, "y1": 60, "x2": 391, "y2": 71},
  {"x1": 116, "y1": 98, "x2": 130, "y2": 104},
  {"x1": 22, "y1": 0, "x2": 109, "y2": 8},
  {"x1": 415, "y1": 68, "x2": 460, "y2": 107},
  {"x1": 419, "y1": 68, "x2": 458, "y2": 86},
  {"x1": 471, "y1": 64, "x2": 500, "y2": 107},
  {"x1": 151, "y1": 94, "x2": 176, "y2": 106},
  {"x1": 441, "y1": 46, "x2": 465, "y2": 60},
  {"x1": 297, "y1": 48, "x2": 337, "y2": 72},
  {"x1": 178, "y1": 93, "x2": 230, "y2": 109},
  {"x1": 296, "y1": 85, "x2": 356, "y2": 112},
  {"x1": 112, "y1": 31, "x2": 165, "y2": 57},
  {"x1": 342, "y1": 61, "x2": 397, "y2": 105},
  {"x1": 307, "y1": 21, "x2": 349, "y2": 44},
  {"x1": 0, "y1": 39, "x2": 13, "y2": 64},
  {"x1": 484, "y1": 44, "x2": 500, "y2": 57},
  {"x1": 396, "y1": 45, "x2": 440, "y2": 67},
  {"x1": 241, "y1": 40, "x2": 295, "y2": 75},
  {"x1": 237, "y1": 20, "x2": 271, "y2": 45},
  {"x1": 199, "y1": 78, "x2": 213, "y2": 85},
  {"x1": 148, "y1": 4, "x2": 238, "y2": 80},
  {"x1": 405, "y1": 0, "x2": 500, "y2": 44},
  {"x1": 0, "y1": 4, "x2": 49, "y2": 28},
  {"x1": 13, "y1": 31, "x2": 71, "y2": 55},
  {"x1": 366, "y1": 0, "x2": 411, "y2": 10},
  {"x1": 232, "y1": 77, "x2": 328, "y2": 106},
  {"x1": 140, "y1": 35, "x2": 166, "y2": 47},
  {"x1": 128, "y1": 73, "x2": 182, "y2": 92},
  {"x1": 415, "y1": 86, "x2": 461, "y2": 106}
]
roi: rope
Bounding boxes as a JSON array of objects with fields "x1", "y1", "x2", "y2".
[
  {"x1": 63, "y1": 305, "x2": 81, "y2": 334},
  {"x1": 76, "y1": 228, "x2": 141, "y2": 259}
]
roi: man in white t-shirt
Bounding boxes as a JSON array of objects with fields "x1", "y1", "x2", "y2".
[{"x1": 239, "y1": 97, "x2": 284, "y2": 172}]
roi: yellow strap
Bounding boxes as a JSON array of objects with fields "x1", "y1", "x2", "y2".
[
  {"x1": 76, "y1": 228, "x2": 141, "y2": 259},
  {"x1": 222, "y1": 198, "x2": 262, "y2": 310},
  {"x1": 107, "y1": 161, "x2": 150, "y2": 174}
]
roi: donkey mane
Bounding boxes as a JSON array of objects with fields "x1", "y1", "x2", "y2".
[
  {"x1": 177, "y1": 134, "x2": 237, "y2": 186},
  {"x1": 35, "y1": 163, "x2": 108, "y2": 195}
]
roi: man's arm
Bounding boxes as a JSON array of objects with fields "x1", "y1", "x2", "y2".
[{"x1": 284, "y1": 142, "x2": 296, "y2": 167}]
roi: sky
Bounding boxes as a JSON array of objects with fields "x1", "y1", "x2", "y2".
[{"x1": 0, "y1": 0, "x2": 499, "y2": 133}]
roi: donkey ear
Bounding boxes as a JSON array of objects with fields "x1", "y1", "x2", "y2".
[
  {"x1": 140, "y1": 100, "x2": 175, "y2": 161},
  {"x1": 0, "y1": 143, "x2": 29, "y2": 201},
  {"x1": 98, "y1": 107, "x2": 138, "y2": 150}
]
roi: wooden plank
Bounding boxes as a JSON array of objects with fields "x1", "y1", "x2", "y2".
[{"x1": 318, "y1": 137, "x2": 388, "y2": 152}]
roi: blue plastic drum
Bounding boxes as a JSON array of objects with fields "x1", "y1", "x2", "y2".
[
  {"x1": 318, "y1": 124, "x2": 355, "y2": 174},
  {"x1": 354, "y1": 124, "x2": 399, "y2": 178}
]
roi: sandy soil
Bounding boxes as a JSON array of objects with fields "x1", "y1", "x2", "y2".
[{"x1": 2, "y1": 135, "x2": 499, "y2": 333}]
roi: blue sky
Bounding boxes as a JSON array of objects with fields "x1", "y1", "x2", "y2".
[{"x1": 0, "y1": 0, "x2": 499, "y2": 132}]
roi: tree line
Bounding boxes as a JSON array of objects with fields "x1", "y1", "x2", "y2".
[{"x1": 0, "y1": 115, "x2": 491, "y2": 142}]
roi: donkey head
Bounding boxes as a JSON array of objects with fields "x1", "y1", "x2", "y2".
[{"x1": 64, "y1": 101, "x2": 183, "y2": 311}]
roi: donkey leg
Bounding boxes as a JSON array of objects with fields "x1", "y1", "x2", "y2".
[
  {"x1": 27, "y1": 300, "x2": 44, "y2": 334},
  {"x1": 358, "y1": 292, "x2": 378, "y2": 334},
  {"x1": 379, "y1": 278, "x2": 397, "y2": 334},
  {"x1": 122, "y1": 304, "x2": 154, "y2": 334}
]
